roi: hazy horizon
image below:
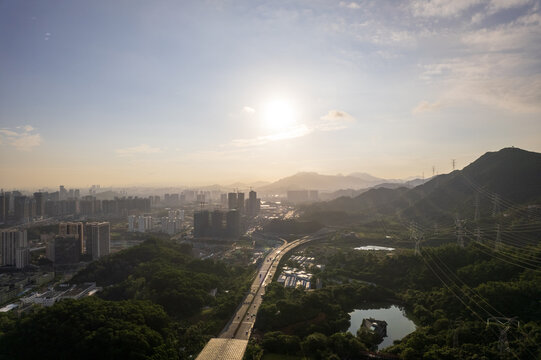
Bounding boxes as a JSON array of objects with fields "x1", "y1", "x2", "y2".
[
  {"x1": 0, "y1": 146, "x2": 510, "y2": 190},
  {"x1": 1, "y1": 1, "x2": 540, "y2": 188}
]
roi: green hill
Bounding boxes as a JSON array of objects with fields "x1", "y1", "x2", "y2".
[{"x1": 306, "y1": 147, "x2": 541, "y2": 226}]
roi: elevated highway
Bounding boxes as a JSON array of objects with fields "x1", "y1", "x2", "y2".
[{"x1": 196, "y1": 229, "x2": 333, "y2": 360}]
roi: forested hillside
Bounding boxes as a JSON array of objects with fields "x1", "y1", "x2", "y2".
[{"x1": 0, "y1": 239, "x2": 255, "y2": 359}]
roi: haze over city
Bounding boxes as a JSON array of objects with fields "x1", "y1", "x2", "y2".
[
  {"x1": 1, "y1": 0, "x2": 540, "y2": 187},
  {"x1": 2, "y1": 2, "x2": 541, "y2": 360}
]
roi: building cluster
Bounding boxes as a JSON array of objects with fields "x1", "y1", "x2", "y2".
[
  {"x1": 194, "y1": 209, "x2": 240, "y2": 238},
  {"x1": 289, "y1": 255, "x2": 320, "y2": 269},
  {"x1": 0, "y1": 230, "x2": 30, "y2": 269},
  {"x1": 156, "y1": 190, "x2": 220, "y2": 207},
  {"x1": 19, "y1": 282, "x2": 98, "y2": 307},
  {"x1": 286, "y1": 190, "x2": 319, "y2": 204},
  {"x1": 277, "y1": 266, "x2": 313, "y2": 289},
  {"x1": 128, "y1": 209, "x2": 185, "y2": 235},
  {"x1": 226, "y1": 190, "x2": 261, "y2": 217},
  {"x1": 276, "y1": 253, "x2": 324, "y2": 290},
  {"x1": 46, "y1": 222, "x2": 110, "y2": 264},
  {"x1": 193, "y1": 190, "x2": 261, "y2": 239},
  {"x1": 161, "y1": 209, "x2": 184, "y2": 235},
  {"x1": 0, "y1": 271, "x2": 54, "y2": 305},
  {"x1": 0, "y1": 187, "x2": 150, "y2": 225}
]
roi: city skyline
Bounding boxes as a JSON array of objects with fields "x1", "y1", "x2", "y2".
[{"x1": 1, "y1": 0, "x2": 541, "y2": 187}]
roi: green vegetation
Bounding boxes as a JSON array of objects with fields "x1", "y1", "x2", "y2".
[
  {"x1": 248, "y1": 282, "x2": 393, "y2": 359},
  {"x1": 0, "y1": 238, "x2": 255, "y2": 359},
  {"x1": 0, "y1": 298, "x2": 176, "y2": 360},
  {"x1": 250, "y1": 241, "x2": 541, "y2": 359}
]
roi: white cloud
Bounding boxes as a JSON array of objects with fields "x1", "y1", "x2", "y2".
[
  {"x1": 0, "y1": 129, "x2": 19, "y2": 137},
  {"x1": 0, "y1": 125, "x2": 42, "y2": 151},
  {"x1": 411, "y1": 0, "x2": 485, "y2": 17},
  {"x1": 116, "y1": 144, "x2": 162, "y2": 156},
  {"x1": 462, "y1": 18, "x2": 541, "y2": 52},
  {"x1": 232, "y1": 125, "x2": 312, "y2": 147},
  {"x1": 11, "y1": 134, "x2": 42, "y2": 151},
  {"x1": 230, "y1": 109, "x2": 355, "y2": 147},
  {"x1": 417, "y1": 8, "x2": 541, "y2": 113},
  {"x1": 317, "y1": 110, "x2": 355, "y2": 131},
  {"x1": 18, "y1": 125, "x2": 35, "y2": 132},
  {"x1": 412, "y1": 100, "x2": 443, "y2": 114},
  {"x1": 339, "y1": 1, "x2": 361, "y2": 9},
  {"x1": 488, "y1": 0, "x2": 532, "y2": 13},
  {"x1": 420, "y1": 56, "x2": 541, "y2": 112},
  {"x1": 242, "y1": 106, "x2": 256, "y2": 114}
]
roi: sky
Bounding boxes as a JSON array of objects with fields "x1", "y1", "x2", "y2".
[{"x1": 1, "y1": 0, "x2": 540, "y2": 188}]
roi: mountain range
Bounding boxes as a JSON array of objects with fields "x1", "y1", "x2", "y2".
[
  {"x1": 306, "y1": 147, "x2": 541, "y2": 225},
  {"x1": 257, "y1": 172, "x2": 411, "y2": 194}
]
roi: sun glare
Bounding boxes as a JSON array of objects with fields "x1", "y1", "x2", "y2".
[{"x1": 262, "y1": 99, "x2": 297, "y2": 131}]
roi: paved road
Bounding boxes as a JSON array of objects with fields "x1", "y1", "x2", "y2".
[
  {"x1": 220, "y1": 228, "x2": 334, "y2": 340},
  {"x1": 197, "y1": 228, "x2": 334, "y2": 359},
  {"x1": 219, "y1": 237, "x2": 304, "y2": 339}
]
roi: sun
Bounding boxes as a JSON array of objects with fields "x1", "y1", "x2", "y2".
[{"x1": 262, "y1": 99, "x2": 297, "y2": 131}]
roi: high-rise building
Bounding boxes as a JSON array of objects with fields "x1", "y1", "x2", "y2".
[
  {"x1": 34, "y1": 192, "x2": 45, "y2": 217},
  {"x1": 51, "y1": 234, "x2": 80, "y2": 264},
  {"x1": 59, "y1": 222, "x2": 84, "y2": 253},
  {"x1": 161, "y1": 217, "x2": 182, "y2": 235},
  {"x1": 0, "y1": 193, "x2": 6, "y2": 223},
  {"x1": 211, "y1": 210, "x2": 224, "y2": 237},
  {"x1": 183, "y1": 190, "x2": 195, "y2": 202},
  {"x1": 194, "y1": 210, "x2": 210, "y2": 237},
  {"x1": 226, "y1": 210, "x2": 241, "y2": 238},
  {"x1": 84, "y1": 222, "x2": 110, "y2": 260},
  {"x1": 196, "y1": 193, "x2": 206, "y2": 203},
  {"x1": 246, "y1": 190, "x2": 261, "y2": 217},
  {"x1": 128, "y1": 215, "x2": 136, "y2": 232},
  {"x1": 136, "y1": 215, "x2": 152, "y2": 232},
  {"x1": 1, "y1": 229, "x2": 29, "y2": 268},
  {"x1": 59, "y1": 185, "x2": 67, "y2": 201},
  {"x1": 237, "y1": 193, "x2": 245, "y2": 214},
  {"x1": 220, "y1": 193, "x2": 228, "y2": 208},
  {"x1": 14, "y1": 195, "x2": 30, "y2": 223},
  {"x1": 228, "y1": 193, "x2": 237, "y2": 210}
]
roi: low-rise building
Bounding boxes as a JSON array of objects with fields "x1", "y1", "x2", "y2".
[{"x1": 20, "y1": 282, "x2": 99, "y2": 307}]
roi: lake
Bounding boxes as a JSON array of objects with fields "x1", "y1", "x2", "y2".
[{"x1": 348, "y1": 305, "x2": 416, "y2": 350}]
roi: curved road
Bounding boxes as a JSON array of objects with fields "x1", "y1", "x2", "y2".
[
  {"x1": 196, "y1": 228, "x2": 334, "y2": 359},
  {"x1": 219, "y1": 236, "x2": 312, "y2": 339}
]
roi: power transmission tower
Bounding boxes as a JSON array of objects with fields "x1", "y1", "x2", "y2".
[
  {"x1": 415, "y1": 233, "x2": 422, "y2": 256},
  {"x1": 492, "y1": 193, "x2": 501, "y2": 217},
  {"x1": 486, "y1": 317, "x2": 520, "y2": 357},
  {"x1": 432, "y1": 165, "x2": 435, "y2": 177},
  {"x1": 453, "y1": 319, "x2": 464, "y2": 357},
  {"x1": 495, "y1": 224, "x2": 502, "y2": 250},
  {"x1": 474, "y1": 192, "x2": 480, "y2": 222},
  {"x1": 455, "y1": 218, "x2": 466, "y2": 248},
  {"x1": 452, "y1": 159, "x2": 456, "y2": 170},
  {"x1": 475, "y1": 227, "x2": 482, "y2": 243},
  {"x1": 410, "y1": 222, "x2": 421, "y2": 256}
]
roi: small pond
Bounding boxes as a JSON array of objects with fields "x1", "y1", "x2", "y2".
[
  {"x1": 354, "y1": 245, "x2": 395, "y2": 251},
  {"x1": 348, "y1": 305, "x2": 416, "y2": 350}
]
